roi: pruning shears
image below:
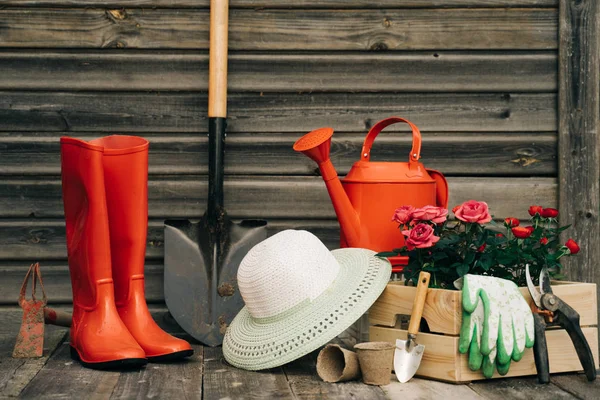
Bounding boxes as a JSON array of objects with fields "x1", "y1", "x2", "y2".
[{"x1": 525, "y1": 264, "x2": 597, "y2": 384}]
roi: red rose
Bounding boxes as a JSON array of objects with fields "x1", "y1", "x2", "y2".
[
  {"x1": 565, "y1": 238, "x2": 580, "y2": 254},
  {"x1": 392, "y1": 205, "x2": 415, "y2": 225},
  {"x1": 512, "y1": 226, "x2": 533, "y2": 239},
  {"x1": 528, "y1": 205, "x2": 543, "y2": 216},
  {"x1": 477, "y1": 243, "x2": 487, "y2": 252},
  {"x1": 452, "y1": 205, "x2": 461, "y2": 214},
  {"x1": 504, "y1": 217, "x2": 519, "y2": 227},
  {"x1": 454, "y1": 200, "x2": 492, "y2": 224},
  {"x1": 540, "y1": 237, "x2": 549, "y2": 245},
  {"x1": 541, "y1": 208, "x2": 559, "y2": 218},
  {"x1": 411, "y1": 205, "x2": 448, "y2": 224},
  {"x1": 402, "y1": 223, "x2": 440, "y2": 251}
]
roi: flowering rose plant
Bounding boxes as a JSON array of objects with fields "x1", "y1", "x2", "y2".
[{"x1": 379, "y1": 200, "x2": 580, "y2": 289}]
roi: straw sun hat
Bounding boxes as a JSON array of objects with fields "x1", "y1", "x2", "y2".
[{"x1": 223, "y1": 229, "x2": 392, "y2": 370}]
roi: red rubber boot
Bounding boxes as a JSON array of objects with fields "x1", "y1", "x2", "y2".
[
  {"x1": 60, "y1": 138, "x2": 147, "y2": 369},
  {"x1": 90, "y1": 135, "x2": 193, "y2": 362}
]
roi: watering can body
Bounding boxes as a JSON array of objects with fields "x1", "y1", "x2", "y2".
[{"x1": 294, "y1": 117, "x2": 448, "y2": 271}]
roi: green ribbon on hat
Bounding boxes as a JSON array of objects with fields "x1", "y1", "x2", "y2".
[{"x1": 458, "y1": 274, "x2": 535, "y2": 378}]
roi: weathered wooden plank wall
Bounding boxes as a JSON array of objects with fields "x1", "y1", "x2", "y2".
[
  {"x1": 558, "y1": 0, "x2": 600, "y2": 329},
  {"x1": 0, "y1": 1, "x2": 563, "y2": 304}
]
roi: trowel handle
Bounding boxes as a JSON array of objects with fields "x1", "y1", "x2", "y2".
[
  {"x1": 360, "y1": 117, "x2": 422, "y2": 163},
  {"x1": 44, "y1": 307, "x2": 72, "y2": 328},
  {"x1": 407, "y1": 271, "x2": 431, "y2": 336}
]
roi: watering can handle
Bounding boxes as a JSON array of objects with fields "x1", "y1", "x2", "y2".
[{"x1": 360, "y1": 117, "x2": 421, "y2": 164}]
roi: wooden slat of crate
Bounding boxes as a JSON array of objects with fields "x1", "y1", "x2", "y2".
[
  {"x1": 370, "y1": 325, "x2": 599, "y2": 383},
  {"x1": 369, "y1": 283, "x2": 462, "y2": 334},
  {"x1": 369, "y1": 282, "x2": 598, "y2": 335}
]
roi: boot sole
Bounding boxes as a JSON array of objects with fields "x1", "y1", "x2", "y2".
[
  {"x1": 70, "y1": 346, "x2": 147, "y2": 370},
  {"x1": 147, "y1": 349, "x2": 194, "y2": 363}
]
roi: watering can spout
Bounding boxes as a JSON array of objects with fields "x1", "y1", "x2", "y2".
[{"x1": 293, "y1": 128, "x2": 362, "y2": 247}]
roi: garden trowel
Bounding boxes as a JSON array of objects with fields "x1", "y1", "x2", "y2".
[
  {"x1": 163, "y1": 0, "x2": 267, "y2": 347},
  {"x1": 394, "y1": 271, "x2": 430, "y2": 383}
]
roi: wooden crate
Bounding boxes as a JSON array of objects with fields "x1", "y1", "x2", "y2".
[{"x1": 368, "y1": 281, "x2": 599, "y2": 383}]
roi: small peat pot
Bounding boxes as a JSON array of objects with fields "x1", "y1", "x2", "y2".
[
  {"x1": 316, "y1": 344, "x2": 361, "y2": 383},
  {"x1": 354, "y1": 341, "x2": 395, "y2": 385}
]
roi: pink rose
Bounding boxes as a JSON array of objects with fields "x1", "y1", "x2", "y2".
[
  {"x1": 401, "y1": 223, "x2": 440, "y2": 250},
  {"x1": 392, "y1": 205, "x2": 415, "y2": 225},
  {"x1": 454, "y1": 200, "x2": 492, "y2": 224},
  {"x1": 411, "y1": 205, "x2": 448, "y2": 224}
]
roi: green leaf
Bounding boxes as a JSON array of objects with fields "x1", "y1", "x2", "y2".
[
  {"x1": 432, "y1": 252, "x2": 449, "y2": 261},
  {"x1": 375, "y1": 251, "x2": 399, "y2": 257},
  {"x1": 457, "y1": 264, "x2": 470, "y2": 277},
  {"x1": 475, "y1": 229, "x2": 489, "y2": 247},
  {"x1": 478, "y1": 254, "x2": 494, "y2": 271},
  {"x1": 437, "y1": 236, "x2": 461, "y2": 246},
  {"x1": 496, "y1": 253, "x2": 516, "y2": 265},
  {"x1": 556, "y1": 225, "x2": 572, "y2": 233},
  {"x1": 464, "y1": 251, "x2": 475, "y2": 265}
]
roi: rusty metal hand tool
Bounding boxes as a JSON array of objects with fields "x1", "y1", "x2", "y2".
[
  {"x1": 525, "y1": 264, "x2": 597, "y2": 384},
  {"x1": 13, "y1": 263, "x2": 71, "y2": 358}
]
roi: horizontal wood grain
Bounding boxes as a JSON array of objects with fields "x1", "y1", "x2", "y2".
[
  {"x1": 0, "y1": 176, "x2": 557, "y2": 219},
  {"x1": 0, "y1": 219, "x2": 342, "y2": 261},
  {"x1": 0, "y1": 92, "x2": 557, "y2": 133},
  {"x1": 0, "y1": 8, "x2": 556, "y2": 50},
  {"x1": 370, "y1": 326, "x2": 599, "y2": 382},
  {"x1": 0, "y1": 324, "x2": 67, "y2": 397},
  {"x1": 0, "y1": 263, "x2": 164, "y2": 304},
  {"x1": 0, "y1": 169, "x2": 556, "y2": 260},
  {"x1": 369, "y1": 281, "x2": 597, "y2": 335},
  {"x1": 0, "y1": 1, "x2": 559, "y2": 8},
  {"x1": 0, "y1": 132, "x2": 557, "y2": 176},
  {"x1": 0, "y1": 51, "x2": 557, "y2": 92}
]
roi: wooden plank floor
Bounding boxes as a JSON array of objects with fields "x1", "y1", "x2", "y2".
[{"x1": 1, "y1": 308, "x2": 598, "y2": 399}]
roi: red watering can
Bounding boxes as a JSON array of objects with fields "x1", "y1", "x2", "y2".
[{"x1": 294, "y1": 117, "x2": 448, "y2": 271}]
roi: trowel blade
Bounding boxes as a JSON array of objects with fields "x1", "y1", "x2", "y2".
[{"x1": 394, "y1": 338, "x2": 425, "y2": 383}]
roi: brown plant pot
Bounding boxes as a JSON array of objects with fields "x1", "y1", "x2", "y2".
[
  {"x1": 354, "y1": 341, "x2": 395, "y2": 385},
  {"x1": 316, "y1": 344, "x2": 361, "y2": 383}
]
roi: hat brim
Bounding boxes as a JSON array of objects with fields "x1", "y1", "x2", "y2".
[{"x1": 223, "y1": 248, "x2": 391, "y2": 370}]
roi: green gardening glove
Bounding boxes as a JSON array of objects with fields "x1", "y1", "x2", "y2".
[{"x1": 458, "y1": 274, "x2": 535, "y2": 378}]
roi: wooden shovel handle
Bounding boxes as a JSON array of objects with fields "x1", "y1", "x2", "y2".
[
  {"x1": 407, "y1": 271, "x2": 431, "y2": 336},
  {"x1": 208, "y1": 0, "x2": 229, "y2": 118}
]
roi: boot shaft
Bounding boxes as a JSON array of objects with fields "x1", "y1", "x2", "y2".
[
  {"x1": 60, "y1": 138, "x2": 114, "y2": 309},
  {"x1": 89, "y1": 136, "x2": 150, "y2": 305}
]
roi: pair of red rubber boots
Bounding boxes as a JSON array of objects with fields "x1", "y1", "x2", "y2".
[{"x1": 60, "y1": 135, "x2": 193, "y2": 369}]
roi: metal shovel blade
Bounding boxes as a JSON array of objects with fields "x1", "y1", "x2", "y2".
[
  {"x1": 394, "y1": 338, "x2": 425, "y2": 383},
  {"x1": 164, "y1": 216, "x2": 267, "y2": 347}
]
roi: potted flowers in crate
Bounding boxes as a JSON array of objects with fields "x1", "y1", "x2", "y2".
[
  {"x1": 379, "y1": 200, "x2": 579, "y2": 289},
  {"x1": 367, "y1": 200, "x2": 598, "y2": 382}
]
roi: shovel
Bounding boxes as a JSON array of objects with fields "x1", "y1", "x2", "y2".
[
  {"x1": 163, "y1": 0, "x2": 267, "y2": 347},
  {"x1": 394, "y1": 271, "x2": 430, "y2": 383},
  {"x1": 13, "y1": 263, "x2": 71, "y2": 358}
]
